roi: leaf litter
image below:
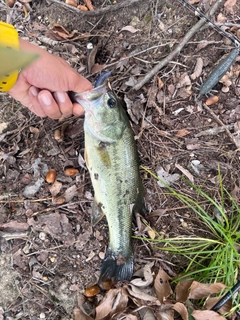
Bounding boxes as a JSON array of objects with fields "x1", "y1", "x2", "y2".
[{"x1": 76, "y1": 264, "x2": 235, "y2": 319}]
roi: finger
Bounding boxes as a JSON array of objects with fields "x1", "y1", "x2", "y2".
[
  {"x1": 71, "y1": 73, "x2": 93, "y2": 93},
  {"x1": 72, "y1": 102, "x2": 85, "y2": 116},
  {"x1": 28, "y1": 86, "x2": 47, "y2": 117},
  {"x1": 38, "y1": 90, "x2": 62, "y2": 119},
  {"x1": 53, "y1": 92, "x2": 73, "y2": 118}
]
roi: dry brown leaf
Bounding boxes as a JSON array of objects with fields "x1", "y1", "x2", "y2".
[
  {"x1": 189, "y1": 0, "x2": 199, "y2": 3},
  {"x1": 139, "y1": 307, "x2": 156, "y2": 320},
  {"x1": 196, "y1": 40, "x2": 212, "y2": 52},
  {"x1": 230, "y1": 184, "x2": 240, "y2": 202},
  {"x1": 188, "y1": 281, "x2": 226, "y2": 299},
  {"x1": 91, "y1": 63, "x2": 106, "y2": 73},
  {"x1": 157, "y1": 307, "x2": 174, "y2": 320},
  {"x1": 120, "y1": 25, "x2": 140, "y2": 33},
  {"x1": 205, "y1": 296, "x2": 232, "y2": 314},
  {"x1": 224, "y1": 0, "x2": 236, "y2": 11},
  {"x1": 176, "y1": 279, "x2": 193, "y2": 302},
  {"x1": 177, "y1": 72, "x2": 191, "y2": 88},
  {"x1": 172, "y1": 302, "x2": 188, "y2": 320},
  {"x1": 176, "y1": 129, "x2": 191, "y2": 137},
  {"x1": 125, "y1": 315, "x2": 138, "y2": 320},
  {"x1": 95, "y1": 289, "x2": 119, "y2": 319},
  {"x1": 192, "y1": 310, "x2": 226, "y2": 320},
  {"x1": 45, "y1": 23, "x2": 77, "y2": 41},
  {"x1": 154, "y1": 268, "x2": 172, "y2": 303},
  {"x1": 127, "y1": 284, "x2": 159, "y2": 303},
  {"x1": 131, "y1": 263, "x2": 154, "y2": 288},
  {"x1": 168, "y1": 84, "x2": 175, "y2": 95},
  {"x1": 190, "y1": 58, "x2": 203, "y2": 80},
  {"x1": 217, "y1": 13, "x2": 227, "y2": 23},
  {"x1": 175, "y1": 163, "x2": 194, "y2": 183},
  {"x1": 0, "y1": 221, "x2": 29, "y2": 231},
  {"x1": 63, "y1": 185, "x2": 77, "y2": 202},
  {"x1": 157, "y1": 77, "x2": 164, "y2": 89},
  {"x1": 49, "y1": 180, "x2": 62, "y2": 197}
]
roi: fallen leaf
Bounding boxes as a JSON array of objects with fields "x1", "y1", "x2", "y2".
[
  {"x1": 63, "y1": 185, "x2": 77, "y2": 202},
  {"x1": 156, "y1": 167, "x2": 179, "y2": 187},
  {"x1": 205, "y1": 296, "x2": 232, "y2": 314},
  {"x1": 0, "y1": 122, "x2": 8, "y2": 133},
  {"x1": 158, "y1": 307, "x2": 174, "y2": 320},
  {"x1": 190, "y1": 58, "x2": 203, "y2": 80},
  {"x1": 48, "y1": 180, "x2": 62, "y2": 197},
  {"x1": 192, "y1": 310, "x2": 226, "y2": 320},
  {"x1": 125, "y1": 316, "x2": 138, "y2": 320},
  {"x1": 224, "y1": 0, "x2": 236, "y2": 12},
  {"x1": 120, "y1": 25, "x2": 140, "y2": 33},
  {"x1": 172, "y1": 302, "x2": 188, "y2": 320},
  {"x1": 154, "y1": 267, "x2": 172, "y2": 303},
  {"x1": 45, "y1": 23, "x2": 78, "y2": 41},
  {"x1": 139, "y1": 307, "x2": 156, "y2": 320},
  {"x1": 126, "y1": 284, "x2": 159, "y2": 303},
  {"x1": 177, "y1": 72, "x2": 191, "y2": 88},
  {"x1": 188, "y1": 281, "x2": 226, "y2": 299},
  {"x1": 217, "y1": 13, "x2": 227, "y2": 23},
  {"x1": 131, "y1": 262, "x2": 154, "y2": 288},
  {"x1": 175, "y1": 279, "x2": 193, "y2": 302},
  {"x1": 176, "y1": 129, "x2": 191, "y2": 137},
  {"x1": 0, "y1": 221, "x2": 29, "y2": 231},
  {"x1": 91, "y1": 63, "x2": 106, "y2": 73},
  {"x1": 95, "y1": 288, "x2": 128, "y2": 320},
  {"x1": 95, "y1": 289, "x2": 118, "y2": 319},
  {"x1": 189, "y1": 0, "x2": 200, "y2": 3}
]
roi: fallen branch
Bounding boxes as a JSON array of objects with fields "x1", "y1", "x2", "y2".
[
  {"x1": 48, "y1": 0, "x2": 143, "y2": 16},
  {"x1": 132, "y1": 0, "x2": 225, "y2": 91},
  {"x1": 203, "y1": 103, "x2": 239, "y2": 150}
]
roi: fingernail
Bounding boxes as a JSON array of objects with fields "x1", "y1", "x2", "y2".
[
  {"x1": 30, "y1": 86, "x2": 38, "y2": 97},
  {"x1": 56, "y1": 92, "x2": 66, "y2": 103},
  {"x1": 41, "y1": 94, "x2": 51, "y2": 106}
]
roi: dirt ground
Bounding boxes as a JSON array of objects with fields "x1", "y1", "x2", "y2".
[{"x1": 0, "y1": 0, "x2": 240, "y2": 319}]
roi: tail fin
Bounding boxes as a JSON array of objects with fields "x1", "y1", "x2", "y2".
[{"x1": 98, "y1": 249, "x2": 134, "y2": 284}]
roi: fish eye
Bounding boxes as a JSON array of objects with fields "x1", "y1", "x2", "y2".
[{"x1": 107, "y1": 98, "x2": 116, "y2": 108}]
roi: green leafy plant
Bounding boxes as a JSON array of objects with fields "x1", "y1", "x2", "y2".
[{"x1": 138, "y1": 167, "x2": 240, "y2": 288}]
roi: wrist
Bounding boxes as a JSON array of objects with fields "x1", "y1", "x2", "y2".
[{"x1": 0, "y1": 22, "x2": 20, "y2": 92}]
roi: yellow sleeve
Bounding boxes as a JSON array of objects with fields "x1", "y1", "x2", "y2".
[{"x1": 0, "y1": 22, "x2": 20, "y2": 92}]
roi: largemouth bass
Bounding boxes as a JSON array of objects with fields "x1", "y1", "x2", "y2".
[{"x1": 74, "y1": 80, "x2": 145, "y2": 283}]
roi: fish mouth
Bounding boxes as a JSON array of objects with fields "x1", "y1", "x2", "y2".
[{"x1": 74, "y1": 83, "x2": 108, "y2": 107}]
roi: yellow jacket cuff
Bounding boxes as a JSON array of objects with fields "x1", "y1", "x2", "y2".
[{"x1": 0, "y1": 22, "x2": 19, "y2": 92}]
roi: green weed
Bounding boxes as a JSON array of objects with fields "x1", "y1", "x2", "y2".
[{"x1": 138, "y1": 167, "x2": 240, "y2": 288}]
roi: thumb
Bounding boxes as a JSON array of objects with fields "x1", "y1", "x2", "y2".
[{"x1": 70, "y1": 72, "x2": 93, "y2": 93}]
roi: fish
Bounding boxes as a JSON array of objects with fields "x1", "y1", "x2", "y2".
[{"x1": 74, "y1": 78, "x2": 145, "y2": 283}]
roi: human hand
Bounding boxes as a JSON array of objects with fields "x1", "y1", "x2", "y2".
[{"x1": 8, "y1": 39, "x2": 92, "y2": 119}]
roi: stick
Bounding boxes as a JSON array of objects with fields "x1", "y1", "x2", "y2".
[
  {"x1": 48, "y1": 0, "x2": 143, "y2": 16},
  {"x1": 203, "y1": 103, "x2": 239, "y2": 150},
  {"x1": 132, "y1": 0, "x2": 225, "y2": 91}
]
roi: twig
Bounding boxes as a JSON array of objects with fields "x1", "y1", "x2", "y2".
[
  {"x1": 48, "y1": 0, "x2": 143, "y2": 16},
  {"x1": 132, "y1": 0, "x2": 225, "y2": 91},
  {"x1": 203, "y1": 103, "x2": 239, "y2": 150}
]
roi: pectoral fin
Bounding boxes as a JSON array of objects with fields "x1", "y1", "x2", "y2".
[{"x1": 92, "y1": 198, "x2": 105, "y2": 226}]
